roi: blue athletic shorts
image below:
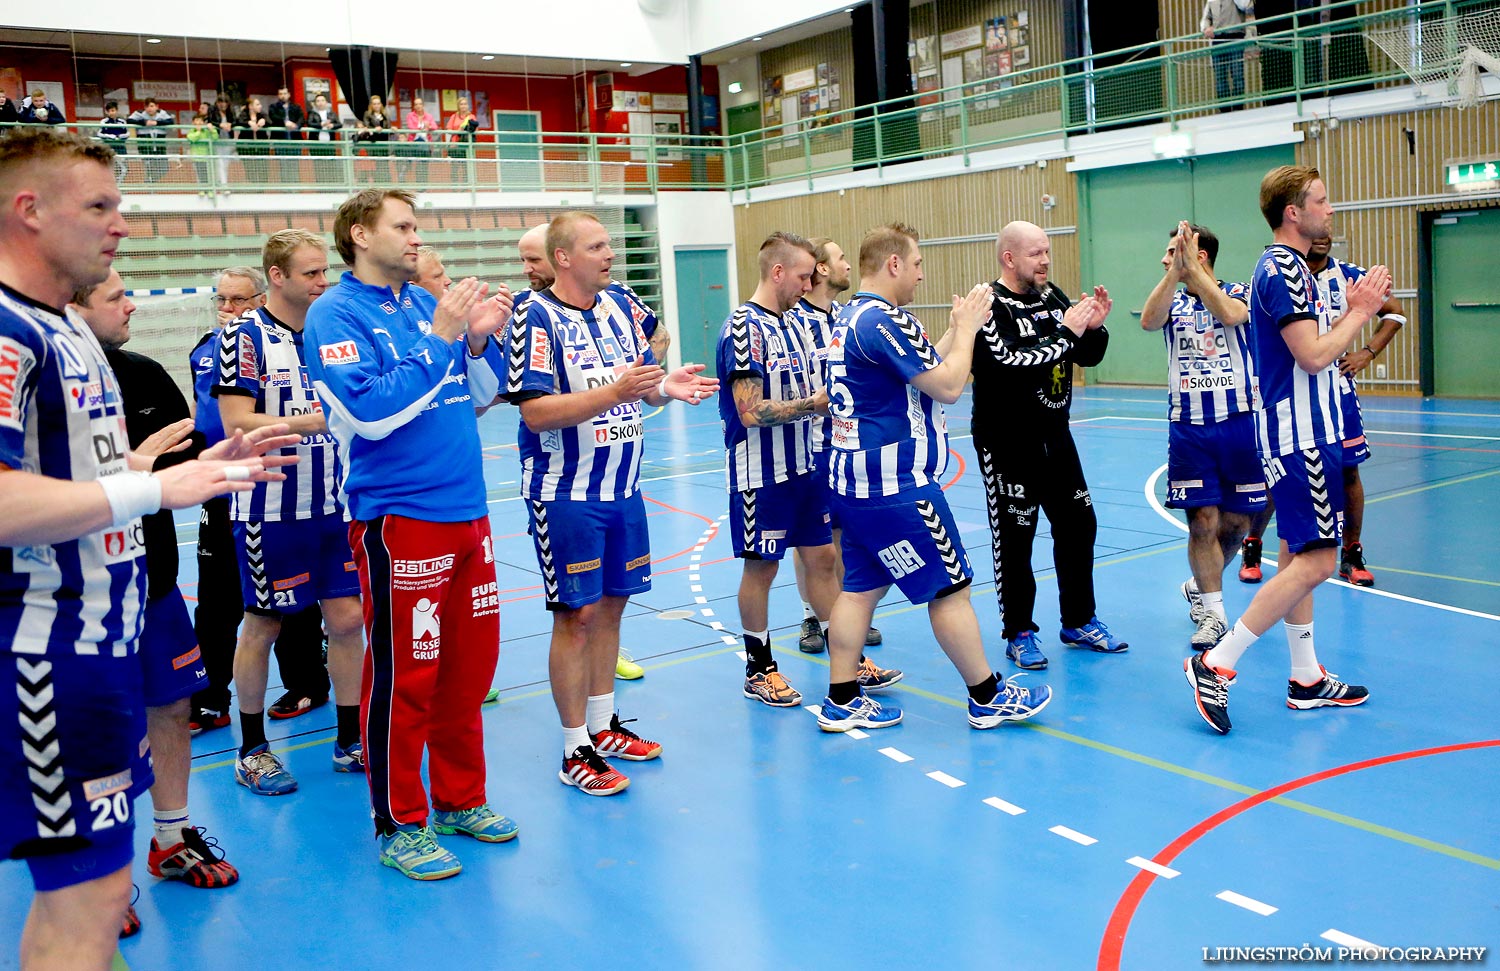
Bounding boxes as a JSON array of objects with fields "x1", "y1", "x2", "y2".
[
  {"x1": 730, "y1": 472, "x2": 833, "y2": 561},
  {"x1": 833, "y1": 483, "x2": 973, "y2": 604},
  {"x1": 1165, "y1": 412, "x2": 1268, "y2": 514},
  {"x1": 810, "y1": 451, "x2": 841, "y2": 531},
  {"x1": 1263, "y1": 441, "x2": 1345, "y2": 554},
  {"x1": 140, "y1": 587, "x2": 209, "y2": 708},
  {"x1": 527, "y1": 492, "x2": 652, "y2": 610},
  {"x1": 1339, "y1": 378, "x2": 1370, "y2": 466},
  {"x1": 235, "y1": 513, "x2": 359, "y2": 616},
  {"x1": 0, "y1": 650, "x2": 151, "y2": 891}
]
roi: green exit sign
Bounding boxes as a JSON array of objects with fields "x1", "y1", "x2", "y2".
[{"x1": 1448, "y1": 160, "x2": 1499, "y2": 188}]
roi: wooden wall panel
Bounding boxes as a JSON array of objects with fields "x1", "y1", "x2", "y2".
[
  {"x1": 733, "y1": 161, "x2": 1079, "y2": 336},
  {"x1": 1295, "y1": 99, "x2": 1500, "y2": 391}
]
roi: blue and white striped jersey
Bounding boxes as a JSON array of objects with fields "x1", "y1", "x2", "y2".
[
  {"x1": 1312, "y1": 256, "x2": 1368, "y2": 399},
  {"x1": 716, "y1": 301, "x2": 819, "y2": 492},
  {"x1": 1163, "y1": 281, "x2": 1256, "y2": 424},
  {"x1": 826, "y1": 293, "x2": 948, "y2": 499},
  {"x1": 214, "y1": 307, "x2": 342, "y2": 521},
  {"x1": 502, "y1": 287, "x2": 656, "y2": 502},
  {"x1": 1250, "y1": 244, "x2": 1344, "y2": 459},
  {"x1": 0, "y1": 285, "x2": 146, "y2": 658},
  {"x1": 786, "y1": 297, "x2": 840, "y2": 452}
]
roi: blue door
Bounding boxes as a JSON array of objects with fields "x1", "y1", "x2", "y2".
[{"x1": 673, "y1": 248, "x2": 732, "y2": 377}]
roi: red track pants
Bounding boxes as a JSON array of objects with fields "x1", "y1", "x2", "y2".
[{"x1": 350, "y1": 514, "x2": 500, "y2": 831}]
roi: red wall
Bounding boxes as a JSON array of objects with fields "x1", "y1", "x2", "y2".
[
  {"x1": 589, "y1": 64, "x2": 720, "y2": 137},
  {"x1": 0, "y1": 49, "x2": 709, "y2": 134}
]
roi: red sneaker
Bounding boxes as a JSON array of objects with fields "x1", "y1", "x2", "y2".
[
  {"x1": 188, "y1": 706, "x2": 230, "y2": 736},
  {"x1": 591, "y1": 714, "x2": 662, "y2": 761},
  {"x1": 147, "y1": 827, "x2": 240, "y2": 888},
  {"x1": 559, "y1": 745, "x2": 630, "y2": 796},
  {"x1": 1238, "y1": 536, "x2": 1263, "y2": 584},
  {"x1": 1338, "y1": 543, "x2": 1375, "y2": 586}
]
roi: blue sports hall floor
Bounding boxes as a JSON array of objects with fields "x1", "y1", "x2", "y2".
[{"x1": 3, "y1": 387, "x2": 1496, "y2": 970}]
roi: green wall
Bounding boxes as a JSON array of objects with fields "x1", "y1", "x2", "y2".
[{"x1": 1078, "y1": 144, "x2": 1295, "y2": 386}]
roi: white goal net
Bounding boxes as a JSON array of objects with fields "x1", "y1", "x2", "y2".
[{"x1": 1367, "y1": 6, "x2": 1500, "y2": 108}]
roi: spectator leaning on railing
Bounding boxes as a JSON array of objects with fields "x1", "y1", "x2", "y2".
[
  {"x1": 99, "y1": 101, "x2": 130, "y2": 148},
  {"x1": 0, "y1": 90, "x2": 17, "y2": 125},
  {"x1": 129, "y1": 99, "x2": 175, "y2": 183},
  {"x1": 207, "y1": 95, "x2": 237, "y2": 192},
  {"x1": 444, "y1": 96, "x2": 478, "y2": 160},
  {"x1": 1201, "y1": 0, "x2": 1257, "y2": 106},
  {"x1": 18, "y1": 88, "x2": 66, "y2": 124}
]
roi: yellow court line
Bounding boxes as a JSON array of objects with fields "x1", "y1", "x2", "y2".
[
  {"x1": 1369, "y1": 467, "x2": 1500, "y2": 505},
  {"x1": 192, "y1": 538, "x2": 1496, "y2": 871},
  {"x1": 1365, "y1": 565, "x2": 1500, "y2": 589}
]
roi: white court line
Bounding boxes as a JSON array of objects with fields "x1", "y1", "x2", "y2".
[
  {"x1": 694, "y1": 596, "x2": 708, "y2": 604},
  {"x1": 803, "y1": 705, "x2": 821, "y2": 714},
  {"x1": 701, "y1": 608, "x2": 715, "y2": 617},
  {"x1": 710, "y1": 621, "x2": 724, "y2": 630},
  {"x1": 845, "y1": 729, "x2": 869, "y2": 739},
  {"x1": 1126, "y1": 856, "x2": 1181, "y2": 879},
  {"x1": 1321, "y1": 929, "x2": 1382, "y2": 951},
  {"x1": 1216, "y1": 890, "x2": 1278, "y2": 916},
  {"x1": 879, "y1": 747, "x2": 914, "y2": 763},
  {"x1": 734, "y1": 650, "x2": 747, "y2": 661},
  {"x1": 1049, "y1": 825, "x2": 1098, "y2": 846},
  {"x1": 1091, "y1": 415, "x2": 1494, "y2": 441},
  {"x1": 1143, "y1": 463, "x2": 1500, "y2": 623},
  {"x1": 690, "y1": 585, "x2": 703, "y2": 593},
  {"x1": 926, "y1": 771, "x2": 966, "y2": 788},
  {"x1": 983, "y1": 796, "x2": 1026, "y2": 815},
  {"x1": 720, "y1": 635, "x2": 739, "y2": 645}
]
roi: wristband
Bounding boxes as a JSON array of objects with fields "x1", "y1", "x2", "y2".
[
  {"x1": 1379, "y1": 313, "x2": 1406, "y2": 329},
  {"x1": 658, "y1": 377, "x2": 669, "y2": 399},
  {"x1": 1361, "y1": 345, "x2": 1375, "y2": 357},
  {"x1": 98, "y1": 471, "x2": 163, "y2": 526}
]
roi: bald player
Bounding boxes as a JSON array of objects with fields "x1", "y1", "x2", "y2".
[{"x1": 973, "y1": 220, "x2": 1126, "y2": 672}]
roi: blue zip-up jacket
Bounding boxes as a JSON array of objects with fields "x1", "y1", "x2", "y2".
[{"x1": 304, "y1": 271, "x2": 503, "y2": 522}]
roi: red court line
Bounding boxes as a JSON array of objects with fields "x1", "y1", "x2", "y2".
[
  {"x1": 943, "y1": 448, "x2": 966, "y2": 491},
  {"x1": 1097, "y1": 738, "x2": 1500, "y2": 970}
]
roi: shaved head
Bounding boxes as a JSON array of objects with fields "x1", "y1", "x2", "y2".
[
  {"x1": 518, "y1": 222, "x2": 554, "y2": 290},
  {"x1": 997, "y1": 220, "x2": 1052, "y2": 294}
]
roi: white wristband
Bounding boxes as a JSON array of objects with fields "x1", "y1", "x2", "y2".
[
  {"x1": 98, "y1": 471, "x2": 163, "y2": 526},
  {"x1": 1380, "y1": 313, "x2": 1407, "y2": 328},
  {"x1": 658, "y1": 377, "x2": 669, "y2": 400}
]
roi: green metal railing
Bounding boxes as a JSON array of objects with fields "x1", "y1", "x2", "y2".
[{"x1": 2, "y1": 0, "x2": 1489, "y2": 198}]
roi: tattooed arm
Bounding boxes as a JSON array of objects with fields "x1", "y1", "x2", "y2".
[{"x1": 732, "y1": 376, "x2": 827, "y2": 427}]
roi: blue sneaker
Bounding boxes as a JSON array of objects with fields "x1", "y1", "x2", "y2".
[
  {"x1": 332, "y1": 740, "x2": 365, "y2": 773},
  {"x1": 432, "y1": 804, "x2": 519, "y2": 843},
  {"x1": 1005, "y1": 631, "x2": 1048, "y2": 670},
  {"x1": 379, "y1": 825, "x2": 462, "y2": 881},
  {"x1": 968, "y1": 675, "x2": 1053, "y2": 728},
  {"x1": 234, "y1": 744, "x2": 298, "y2": 796},
  {"x1": 1060, "y1": 616, "x2": 1129, "y2": 653},
  {"x1": 817, "y1": 691, "x2": 903, "y2": 732}
]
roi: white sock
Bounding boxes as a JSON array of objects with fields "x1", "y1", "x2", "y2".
[
  {"x1": 819, "y1": 620, "x2": 829, "y2": 636},
  {"x1": 1201, "y1": 590, "x2": 1226, "y2": 622},
  {"x1": 1203, "y1": 619, "x2": 1258, "y2": 672},
  {"x1": 563, "y1": 724, "x2": 591, "y2": 758},
  {"x1": 1285, "y1": 622, "x2": 1322, "y2": 684},
  {"x1": 802, "y1": 601, "x2": 816, "y2": 621},
  {"x1": 152, "y1": 807, "x2": 190, "y2": 848},
  {"x1": 586, "y1": 693, "x2": 615, "y2": 735}
]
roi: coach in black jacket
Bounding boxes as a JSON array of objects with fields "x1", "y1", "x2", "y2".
[{"x1": 971, "y1": 220, "x2": 1128, "y2": 672}]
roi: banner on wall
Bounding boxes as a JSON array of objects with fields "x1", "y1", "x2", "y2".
[{"x1": 132, "y1": 80, "x2": 195, "y2": 102}]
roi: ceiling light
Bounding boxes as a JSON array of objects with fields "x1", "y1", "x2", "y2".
[
  {"x1": 481, "y1": 54, "x2": 495, "y2": 60},
  {"x1": 844, "y1": 7, "x2": 854, "y2": 11},
  {"x1": 145, "y1": 37, "x2": 162, "y2": 44},
  {"x1": 620, "y1": 62, "x2": 633, "y2": 67},
  {"x1": 752, "y1": 36, "x2": 763, "y2": 42},
  {"x1": 727, "y1": 81, "x2": 743, "y2": 93}
]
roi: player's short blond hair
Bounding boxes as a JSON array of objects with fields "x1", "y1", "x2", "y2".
[
  {"x1": 263, "y1": 228, "x2": 327, "y2": 277},
  {"x1": 858, "y1": 223, "x2": 919, "y2": 277}
]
